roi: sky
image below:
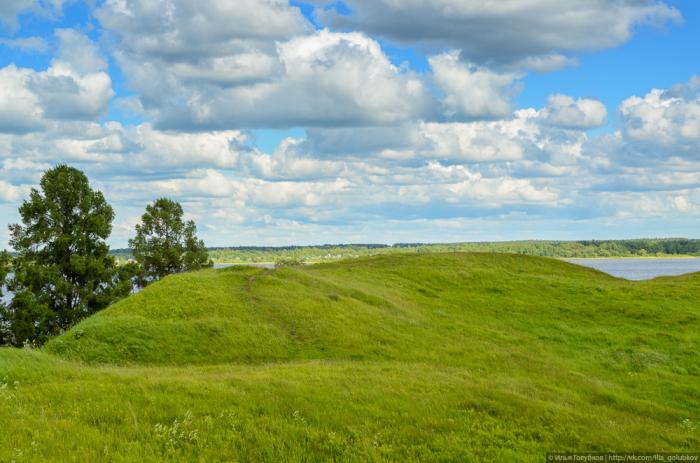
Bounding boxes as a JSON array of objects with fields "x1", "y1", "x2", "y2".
[{"x1": 0, "y1": 0, "x2": 699, "y2": 248}]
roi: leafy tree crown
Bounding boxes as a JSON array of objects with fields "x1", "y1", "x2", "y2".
[
  {"x1": 2, "y1": 165, "x2": 130, "y2": 346},
  {"x1": 129, "y1": 197, "x2": 211, "y2": 283}
]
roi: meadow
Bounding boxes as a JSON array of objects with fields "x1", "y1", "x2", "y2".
[{"x1": 1, "y1": 253, "x2": 698, "y2": 461}]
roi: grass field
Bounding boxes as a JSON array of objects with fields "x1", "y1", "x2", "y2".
[{"x1": 1, "y1": 253, "x2": 699, "y2": 461}]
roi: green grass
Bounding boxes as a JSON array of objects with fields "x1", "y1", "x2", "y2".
[{"x1": 1, "y1": 253, "x2": 699, "y2": 461}]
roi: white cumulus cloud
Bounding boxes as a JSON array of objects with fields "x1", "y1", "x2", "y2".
[
  {"x1": 430, "y1": 51, "x2": 521, "y2": 119},
  {"x1": 619, "y1": 76, "x2": 700, "y2": 158},
  {"x1": 316, "y1": 0, "x2": 681, "y2": 66},
  {"x1": 541, "y1": 94, "x2": 608, "y2": 129},
  {"x1": 0, "y1": 30, "x2": 113, "y2": 132}
]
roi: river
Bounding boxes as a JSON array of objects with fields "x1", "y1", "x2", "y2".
[{"x1": 565, "y1": 257, "x2": 700, "y2": 280}]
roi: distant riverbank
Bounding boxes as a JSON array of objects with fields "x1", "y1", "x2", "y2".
[{"x1": 108, "y1": 238, "x2": 700, "y2": 265}]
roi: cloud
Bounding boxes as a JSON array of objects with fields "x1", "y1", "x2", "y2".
[
  {"x1": 0, "y1": 36, "x2": 47, "y2": 52},
  {"x1": 315, "y1": 0, "x2": 681, "y2": 66},
  {"x1": 420, "y1": 120, "x2": 531, "y2": 162},
  {"x1": 167, "y1": 51, "x2": 281, "y2": 87},
  {"x1": 0, "y1": 179, "x2": 24, "y2": 202},
  {"x1": 54, "y1": 28, "x2": 108, "y2": 73},
  {"x1": 96, "y1": 0, "x2": 310, "y2": 58},
  {"x1": 95, "y1": 0, "x2": 310, "y2": 119},
  {"x1": 0, "y1": 65, "x2": 45, "y2": 133},
  {"x1": 595, "y1": 189, "x2": 700, "y2": 220},
  {"x1": 514, "y1": 54, "x2": 579, "y2": 73},
  {"x1": 430, "y1": 51, "x2": 521, "y2": 119},
  {"x1": 10, "y1": 73, "x2": 695, "y2": 245},
  {"x1": 96, "y1": 0, "x2": 434, "y2": 129},
  {"x1": 0, "y1": 113, "x2": 573, "y2": 240},
  {"x1": 118, "y1": 124, "x2": 249, "y2": 170},
  {"x1": 242, "y1": 137, "x2": 348, "y2": 180},
  {"x1": 619, "y1": 76, "x2": 700, "y2": 158},
  {"x1": 0, "y1": 0, "x2": 35, "y2": 29},
  {"x1": 540, "y1": 94, "x2": 608, "y2": 129},
  {"x1": 28, "y1": 63, "x2": 114, "y2": 120},
  {"x1": 0, "y1": 31, "x2": 113, "y2": 132},
  {"x1": 1, "y1": 5, "x2": 699, "y2": 249},
  {"x1": 411, "y1": 161, "x2": 559, "y2": 205},
  {"x1": 0, "y1": 0, "x2": 65, "y2": 31},
  {"x1": 142, "y1": 30, "x2": 433, "y2": 129},
  {"x1": 141, "y1": 161, "x2": 559, "y2": 215},
  {"x1": 145, "y1": 168, "x2": 353, "y2": 210},
  {"x1": 672, "y1": 195, "x2": 693, "y2": 213},
  {"x1": 0, "y1": 120, "x2": 251, "y2": 173},
  {"x1": 303, "y1": 108, "x2": 589, "y2": 167}
]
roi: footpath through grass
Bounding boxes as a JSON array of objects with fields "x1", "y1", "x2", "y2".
[{"x1": 1, "y1": 253, "x2": 698, "y2": 461}]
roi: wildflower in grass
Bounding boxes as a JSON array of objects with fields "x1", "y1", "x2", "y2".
[
  {"x1": 680, "y1": 418, "x2": 698, "y2": 432},
  {"x1": 0, "y1": 377, "x2": 18, "y2": 401},
  {"x1": 293, "y1": 410, "x2": 307, "y2": 426},
  {"x1": 154, "y1": 411, "x2": 201, "y2": 453}
]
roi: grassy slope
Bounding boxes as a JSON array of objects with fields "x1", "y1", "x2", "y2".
[{"x1": 1, "y1": 253, "x2": 699, "y2": 461}]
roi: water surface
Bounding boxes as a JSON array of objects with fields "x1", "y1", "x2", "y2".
[{"x1": 566, "y1": 258, "x2": 700, "y2": 280}]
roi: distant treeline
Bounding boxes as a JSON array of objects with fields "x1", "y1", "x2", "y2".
[{"x1": 111, "y1": 238, "x2": 700, "y2": 264}]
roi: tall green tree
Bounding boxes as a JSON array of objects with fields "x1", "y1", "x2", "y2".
[
  {"x1": 129, "y1": 198, "x2": 212, "y2": 285},
  {"x1": 0, "y1": 250, "x2": 10, "y2": 310},
  {"x1": 0, "y1": 165, "x2": 132, "y2": 346}
]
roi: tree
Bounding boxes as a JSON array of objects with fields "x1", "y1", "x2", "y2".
[
  {"x1": 129, "y1": 198, "x2": 212, "y2": 285},
  {"x1": 0, "y1": 165, "x2": 132, "y2": 346},
  {"x1": 0, "y1": 250, "x2": 10, "y2": 309}
]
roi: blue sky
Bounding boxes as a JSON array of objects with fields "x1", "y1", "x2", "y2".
[{"x1": 0, "y1": 0, "x2": 699, "y2": 247}]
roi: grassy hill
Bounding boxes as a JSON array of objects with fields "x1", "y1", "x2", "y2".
[{"x1": 1, "y1": 253, "x2": 699, "y2": 461}]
